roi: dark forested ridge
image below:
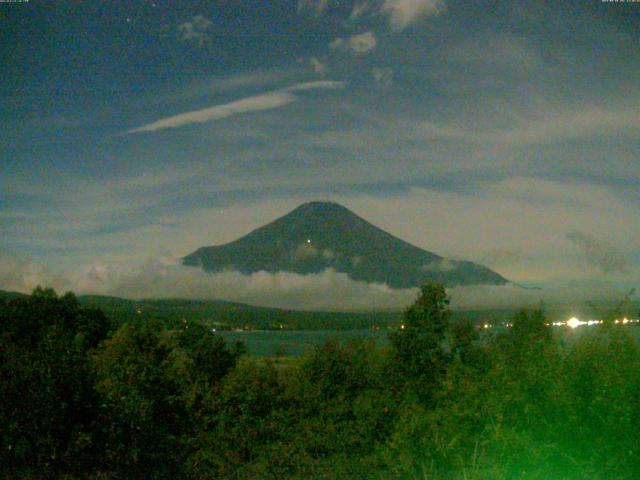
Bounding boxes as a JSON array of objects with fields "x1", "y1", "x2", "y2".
[
  {"x1": 75, "y1": 293, "x2": 403, "y2": 330},
  {"x1": 0, "y1": 289, "x2": 27, "y2": 300},
  {"x1": 1, "y1": 286, "x2": 639, "y2": 479},
  {"x1": 183, "y1": 202, "x2": 508, "y2": 288},
  {"x1": 2, "y1": 288, "x2": 635, "y2": 333},
  {"x1": 1, "y1": 289, "x2": 402, "y2": 330}
]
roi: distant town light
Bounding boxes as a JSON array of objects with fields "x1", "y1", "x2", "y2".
[
  {"x1": 567, "y1": 317, "x2": 582, "y2": 329},
  {"x1": 307, "y1": 238, "x2": 311, "y2": 244}
]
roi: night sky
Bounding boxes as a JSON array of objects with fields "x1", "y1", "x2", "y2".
[{"x1": 2, "y1": 0, "x2": 639, "y2": 308}]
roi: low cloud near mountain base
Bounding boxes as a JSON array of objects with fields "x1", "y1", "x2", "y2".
[{"x1": 2, "y1": 251, "x2": 636, "y2": 311}]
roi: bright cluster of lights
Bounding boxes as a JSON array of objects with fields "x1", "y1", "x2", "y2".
[
  {"x1": 394, "y1": 317, "x2": 640, "y2": 332},
  {"x1": 473, "y1": 317, "x2": 640, "y2": 331},
  {"x1": 553, "y1": 316, "x2": 640, "y2": 329},
  {"x1": 555, "y1": 317, "x2": 601, "y2": 329}
]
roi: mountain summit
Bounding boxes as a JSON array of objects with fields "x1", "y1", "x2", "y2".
[{"x1": 183, "y1": 201, "x2": 508, "y2": 288}]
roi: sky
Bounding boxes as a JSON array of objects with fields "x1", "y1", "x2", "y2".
[{"x1": 1, "y1": 0, "x2": 639, "y2": 309}]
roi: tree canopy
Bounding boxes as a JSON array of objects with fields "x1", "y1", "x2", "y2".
[{"x1": 2, "y1": 286, "x2": 639, "y2": 479}]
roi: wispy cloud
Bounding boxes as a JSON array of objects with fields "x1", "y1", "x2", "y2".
[
  {"x1": 297, "y1": 0, "x2": 330, "y2": 16},
  {"x1": 0, "y1": 250, "x2": 71, "y2": 294},
  {"x1": 126, "y1": 81, "x2": 346, "y2": 134},
  {"x1": 347, "y1": 0, "x2": 444, "y2": 31},
  {"x1": 127, "y1": 92, "x2": 295, "y2": 134},
  {"x1": 381, "y1": 0, "x2": 444, "y2": 31},
  {"x1": 171, "y1": 68, "x2": 302, "y2": 101},
  {"x1": 350, "y1": 1, "x2": 373, "y2": 19},
  {"x1": 372, "y1": 67, "x2": 394, "y2": 86},
  {"x1": 446, "y1": 34, "x2": 542, "y2": 70},
  {"x1": 330, "y1": 31, "x2": 377, "y2": 56},
  {"x1": 286, "y1": 80, "x2": 345, "y2": 92},
  {"x1": 567, "y1": 231, "x2": 628, "y2": 274},
  {"x1": 309, "y1": 57, "x2": 327, "y2": 74},
  {"x1": 417, "y1": 103, "x2": 640, "y2": 146},
  {"x1": 177, "y1": 14, "x2": 213, "y2": 47}
]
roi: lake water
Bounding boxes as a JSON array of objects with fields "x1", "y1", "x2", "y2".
[
  {"x1": 218, "y1": 328, "x2": 388, "y2": 356},
  {"x1": 219, "y1": 324, "x2": 640, "y2": 357}
]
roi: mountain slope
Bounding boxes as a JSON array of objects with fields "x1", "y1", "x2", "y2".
[{"x1": 183, "y1": 201, "x2": 508, "y2": 288}]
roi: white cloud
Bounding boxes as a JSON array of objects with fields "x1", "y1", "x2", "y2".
[
  {"x1": 3, "y1": 251, "x2": 635, "y2": 312},
  {"x1": 0, "y1": 251, "x2": 71, "y2": 294},
  {"x1": 310, "y1": 56, "x2": 327, "y2": 73},
  {"x1": 126, "y1": 80, "x2": 346, "y2": 134},
  {"x1": 127, "y1": 92, "x2": 295, "y2": 134},
  {"x1": 330, "y1": 31, "x2": 377, "y2": 56},
  {"x1": 177, "y1": 14, "x2": 213, "y2": 47},
  {"x1": 285, "y1": 80, "x2": 345, "y2": 92},
  {"x1": 71, "y1": 259, "x2": 418, "y2": 311},
  {"x1": 417, "y1": 102, "x2": 640, "y2": 146},
  {"x1": 350, "y1": 1, "x2": 373, "y2": 19},
  {"x1": 372, "y1": 67, "x2": 394, "y2": 86},
  {"x1": 446, "y1": 34, "x2": 542, "y2": 70},
  {"x1": 381, "y1": 0, "x2": 444, "y2": 31},
  {"x1": 297, "y1": 0, "x2": 330, "y2": 16},
  {"x1": 348, "y1": 0, "x2": 443, "y2": 29}
]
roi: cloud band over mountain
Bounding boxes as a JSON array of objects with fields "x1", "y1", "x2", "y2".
[{"x1": 1, "y1": 250, "x2": 636, "y2": 312}]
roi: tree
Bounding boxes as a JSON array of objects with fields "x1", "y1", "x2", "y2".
[
  {"x1": 388, "y1": 282, "x2": 451, "y2": 402},
  {"x1": 174, "y1": 321, "x2": 244, "y2": 387},
  {"x1": 186, "y1": 357, "x2": 287, "y2": 479},
  {"x1": 92, "y1": 319, "x2": 188, "y2": 478},
  {"x1": 0, "y1": 288, "x2": 112, "y2": 477},
  {"x1": 450, "y1": 319, "x2": 485, "y2": 367},
  {"x1": 93, "y1": 319, "x2": 244, "y2": 479}
]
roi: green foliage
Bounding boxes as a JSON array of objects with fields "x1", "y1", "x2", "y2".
[
  {"x1": 93, "y1": 318, "x2": 244, "y2": 479},
  {"x1": 173, "y1": 321, "x2": 244, "y2": 388},
  {"x1": 185, "y1": 357, "x2": 290, "y2": 479},
  {"x1": 295, "y1": 340, "x2": 395, "y2": 453},
  {"x1": 0, "y1": 288, "x2": 112, "y2": 477},
  {"x1": 389, "y1": 283, "x2": 451, "y2": 402},
  {"x1": 92, "y1": 319, "x2": 189, "y2": 478},
  {"x1": 385, "y1": 308, "x2": 640, "y2": 480},
  {"x1": 449, "y1": 320, "x2": 486, "y2": 367},
  {"x1": 563, "y1": 327, "x2": 640, "y2": 477},
  {"x1": 2, "y1": 287, "x2": 640, "y2": 479}
]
